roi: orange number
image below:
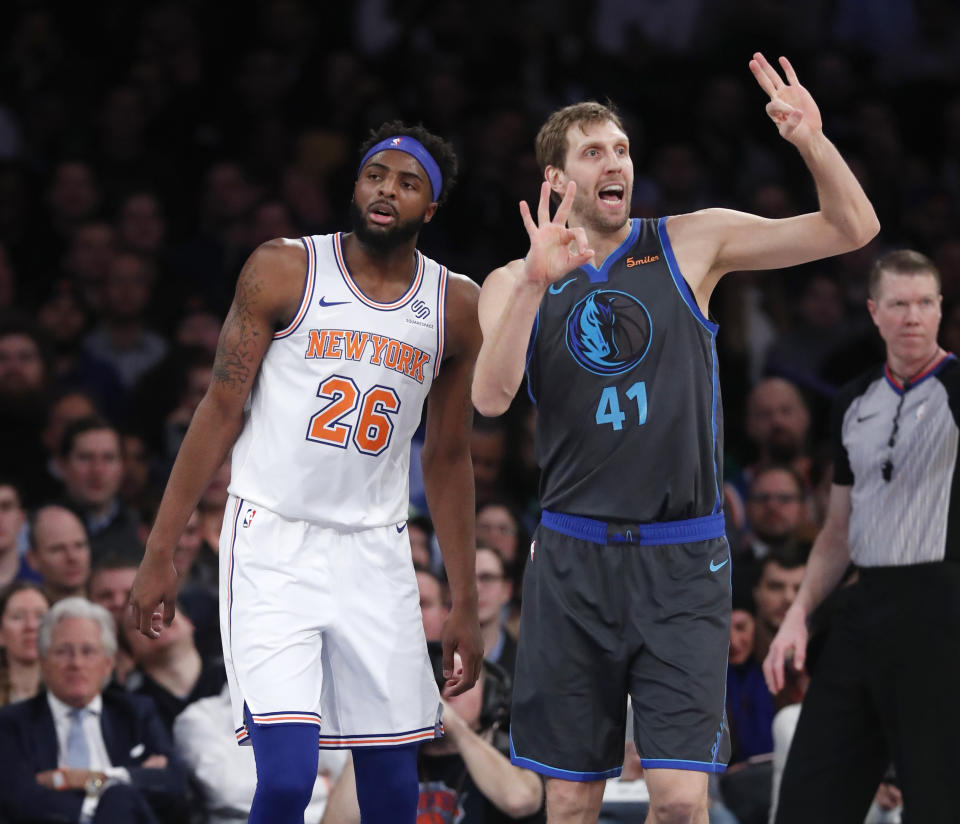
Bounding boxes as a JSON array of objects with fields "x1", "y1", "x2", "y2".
[
  {"x1": 353, "y1": 386, "x2": 401, "y2": 456},
  {"x1": 306, "y1": 376, "x2": 401, "y2": 456},
  {"x1": 306, "y1": 376, "x2": 360, "y2": 447}
]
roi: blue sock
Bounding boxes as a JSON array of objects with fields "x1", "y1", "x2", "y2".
[
  {"x1": 246, "y1": 707, "x2": 319, "y2": 824},
  {"x1": 352, "y1": 743, "x2": 420, "y2": 824}
]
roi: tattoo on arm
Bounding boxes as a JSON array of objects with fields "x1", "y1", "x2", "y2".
[{"x1": 212, "y1": 261, "x2": 266, "y2": 390}]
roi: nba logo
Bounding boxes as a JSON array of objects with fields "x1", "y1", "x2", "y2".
[{"x1": 243, "y1": 508, "x2": 257, "y2": 528}]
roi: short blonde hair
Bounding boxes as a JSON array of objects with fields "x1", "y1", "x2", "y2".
[{"x1": 535, "y1": 101, "x2": 625, "y2": 173}]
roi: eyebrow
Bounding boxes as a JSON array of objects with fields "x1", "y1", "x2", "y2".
[{"x1": 364, "y1": 161, "x2": 425, "y2": 183}]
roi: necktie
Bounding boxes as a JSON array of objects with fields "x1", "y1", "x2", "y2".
[{"x1": 65, "y1": 707, "x2": 91, "y2": 768}]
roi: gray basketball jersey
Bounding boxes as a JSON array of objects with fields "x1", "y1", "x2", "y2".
[{"x1": 526, "y1": 217, "x2": 723, "y2": 522}]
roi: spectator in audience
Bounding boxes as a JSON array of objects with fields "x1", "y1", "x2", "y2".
[
  {"x1": 175, "y1": 684, "x2": 347, "y2": 824},
  {"x1": 27, "y1": 506, "x2": 92, "y2": 605},
  {"x1": 83, "y1": 253, "x2": 168, "y2": 390},
  {"x1": 416, "y1": 565, "x2": 448, "y2": 643},
  {"x1": 322, "y1": 650, "x2": 544, "y2": 824},
  {"x1": 408, "y1": 515, "x2": 435, "y2": 570},
  {"x1": 471, "y1": 418, "x2": 508, "y2": 509},
  {"x1": 0, "y1": 596, "x2": 189, "y2": 824},
  {"x1": 58, "y1": 416, "x2": 142, "y2": 563},
  {"x1": 476, "y1": 545, "x2": 518, "y2": 679},
  {"x1": 752, "y1": 552, "x2": 806, "y2": 669},
  {"x1": 0, "y1": 478, "x2": 38, "y2": 587},
  {"x1": 726, "y1": 602, "x2": 775, "y2": 764},
  {"x1": 745, "y1": 378, "x2": 813, "y2": 478},
  {"x1": 120, "y1": 431, "x2": 154, "y2": 511},
  {"x1": 88, "y1": 556, "x2": 140, "y2": 685},
  {"x1": 0, "y1": 315, "x2": 55, "y2": 506},
  {"x1": 733, "y1": 466, "x2": 810, "y2": 595},
  {"x1": 476, "y1": 500, "x2": 529, "y2": 636},
  {"x1": 41, "y1": 390, "x2": 99, "y2": 484},
  {"x1": 120, "y1": 602, "x2": 226, "y2": 733},
  {"x1": 60, "y1": 221, "x2": 117, "y2": 312},
  {"x1": 0, "y1": 581, "x2": 49, "y2": 706}
]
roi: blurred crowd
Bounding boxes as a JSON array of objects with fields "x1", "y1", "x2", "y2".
[{"x1": 1, "y1": 0, "x2": 959, "y2": 821}]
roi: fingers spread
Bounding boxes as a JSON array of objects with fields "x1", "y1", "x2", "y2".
[
  {"x1": 750, "y1": 51, "x2": 783, "y2": 96},
  {"x1": 749, "y1": 59, "x2": 776, "y2": 98}
]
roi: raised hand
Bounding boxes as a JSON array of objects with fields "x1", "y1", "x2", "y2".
[
  {"x1": 520, "y1": 181, "x2": 594, "y2": 288},
  {"x1": 749, "y1": 52, "x2": 822, "y2": 146}
]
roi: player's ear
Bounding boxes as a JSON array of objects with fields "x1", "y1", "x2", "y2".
[
  {"x1": 423, "y1": 202, "x2": 438, "y2": 224},
  {"x1": 544, "y1": 165, "x2": 566, "y2": 198}
]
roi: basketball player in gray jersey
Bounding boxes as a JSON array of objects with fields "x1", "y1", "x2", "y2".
[{"x1": 473, "y1": 53, "x2": 880, "y2": 824}]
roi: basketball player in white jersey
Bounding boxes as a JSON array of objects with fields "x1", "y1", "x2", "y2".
[{"x1": 129, "y1": 122, "x2": 483, "y2": 824}]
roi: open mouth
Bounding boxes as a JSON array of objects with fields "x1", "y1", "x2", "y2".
[
  {"x1": 598, "y1": 183, "x2": 625, "y2": 205},
  {"x1": 368, "y1": 202, "x2": 397, "y2": 225}
]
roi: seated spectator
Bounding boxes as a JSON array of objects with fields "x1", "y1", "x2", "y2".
[
  {"x1": 408, "y1": 514, "x2": 435, "y2": 570},
  {"x1": 732, "y1": 465, "x2": 809, "y2": 595},
  {"x1": 0, "y1": 597, "x2": 189, "y2": 824},
  {"x1": 40, "y1": 390, "x2": 99, "y2": 489},
  {"x1": 167, "y1": 509, "x2": 220, "y2": 662},
  {"x1": 58, "y1": 416, "x2": 143, "y2": 563},
  {"x1": 0, "y1": 582, "x2": 50, "y2": 705},
  {"x1": 0, "y1": 478, "x2": 39, "y2": 587},
  {"x1": 752, "y1": 551, "x2": 807, "y2": 669},
  {"x1": 27, "y1": 506, "x2": 92, "y2": 605},
  {"x1": 726, "y1": 604, "x2": 775, "y2": 764},
  {"x1": 476, "y1": 500, "x2": 529, "y2": 637},
  {"x1": 82, "y1": 252, "x2": 168, "y2": 390},
  {"x1": 88, "y1": 556, "x2": 139, "y2": 685},
  {"x1": 476, "y1": 546, "x2": 518, "y2": 679},
  {"x1": 174, "y1": 685, "x2": 347, "y2": 823},
  {"x1": 120, "y1": 603, "x2": 226, "y2": 733},
  {"x1": 416, "y1": 565, "x2": 448, "y2": 643},
  {"x1": 322, "y1": 648, "x2": 544, "y2": 824}
]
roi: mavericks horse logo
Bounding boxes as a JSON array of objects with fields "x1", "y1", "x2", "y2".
[{"x1": 565, "y1": 289, "x2": 652, "y2": 375}]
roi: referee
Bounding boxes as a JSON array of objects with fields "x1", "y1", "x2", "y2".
[{"x1": 764, "y1": 249, "x2": 960, "y2": 823}]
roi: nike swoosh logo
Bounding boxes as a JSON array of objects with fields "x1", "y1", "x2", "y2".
[
  {"x1": 548, "y1": 278, "x2": 577, "y2": 295},
  {"x1": 857, "y1": 413, "x2": 878, "y2": 423},
  {"x1": 709, "y1": 558, "x2": 728, "y2": 573},
  {"x1": 319, "y1": 297, "x2": 350, "y2": 307},
  {"x1": 396, "y1": 522, "x2": 407, "y2": 534}
]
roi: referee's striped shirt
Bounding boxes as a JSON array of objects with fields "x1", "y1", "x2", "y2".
[{"x1": 834, "y1": 354, "x2": 960, "y2": 567}]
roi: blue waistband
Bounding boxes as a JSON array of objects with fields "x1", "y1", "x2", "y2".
[{"x1": 540, "y1": 510, "x2": 726, "y2": 546}]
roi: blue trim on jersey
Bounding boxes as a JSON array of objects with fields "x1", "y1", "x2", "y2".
[
  {"x1": 656, "y1": 218, "x2": 718, "y2": 334},
  {"x1": 318, "y1": 725, "x2": 436, "y2": 741},
  {"x1": 641, "y1": 758, "x2": 727, "y2": 774},
  {"x1": 228, "y1": 498, "x2": 244, "y2": 647},
  {"x1": 541, "y1": 510, "x2": 726, "y2": 545},
  {"x1": 579, "y1": 219, "x2": 641, "y2": 283},
  {"x1": 709, "y1": 333, "x2": 722, "y2": 513},
  {"x1": 274, "y1": 237, "x2": 316, "y2": 340},
  {"x1": 525, "y1": 307, "x2": 540, "y2": 406},
  {"x1": 509, "y1": 732, "x2": 622, "y2": 781},
  {"x1": 884, "y1": 352, "x2": 956, "y2": 395}
]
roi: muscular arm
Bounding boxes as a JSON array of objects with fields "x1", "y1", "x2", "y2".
[
  {"x1": 130, "y1": 238, "x2": 306, "y2": 635},
  {"x1": 472, "y1": 182, "x2": 593, "y2": 417},
  {"x1": 442, "y1": 707, "x2": 544, "y2": 818},
  {"x1": 763, "y1": 483, "x2": 852, "y2": 692},
  {"x1": 423, "y1": 273, "x2": 484, "y2": 694},
  {"x1": 666, "y1": 53, "x2": 879, "y2": 313},
  {"x1": 472, "y1": 261, "x2": 544, "y2": 416}
]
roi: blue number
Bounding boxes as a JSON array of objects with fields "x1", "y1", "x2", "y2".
[
  {"x1": 596, "y1": 382, "x2": 647, "y2": 430},
  {"x1": 626, "y1": 382, "x2": 647, "y2": 424},
  {"x1": 596, "y1": 387, "x2": 626, "y2": 430}
]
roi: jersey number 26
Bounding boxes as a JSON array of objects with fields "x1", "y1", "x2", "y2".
[{"x1": 306, "y1": 374, "x2": 400, "y2": 456}]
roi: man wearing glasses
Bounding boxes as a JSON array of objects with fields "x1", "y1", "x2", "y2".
[{"x1": 764, "y1": 249, "x2": 959, "y2": 823}]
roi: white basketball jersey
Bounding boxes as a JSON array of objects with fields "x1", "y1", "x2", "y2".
[{"x1": 229, "y1": 233, "x2": 450, "y2": 527}]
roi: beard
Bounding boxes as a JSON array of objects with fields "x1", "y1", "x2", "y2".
[
  {"x1": 765, "y1": 433, "x2": 802, "y2": 464},
  {"x1": 349, "y1": 200, "x2": 425, "y2": 255},
  {"x1": 572, "y1": 186, "x2": 631, "y2": 235}
]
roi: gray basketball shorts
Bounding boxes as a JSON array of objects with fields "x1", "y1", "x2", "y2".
[{"x1": 509, "y1": 512, "x2": 732, "y2": 780}]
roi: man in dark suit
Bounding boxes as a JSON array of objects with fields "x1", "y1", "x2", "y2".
[{"x1": 0, "y1": 596, "x2": 188, "y2": 823}]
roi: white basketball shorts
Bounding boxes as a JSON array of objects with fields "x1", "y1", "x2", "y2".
[{"x1": 219, "y1": 494, "x2": 442, "y2": 749}]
